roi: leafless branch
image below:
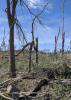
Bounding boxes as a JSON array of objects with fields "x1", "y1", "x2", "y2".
[{"x1": 15, "y1": 18, "x2": 27, "y2": 44}]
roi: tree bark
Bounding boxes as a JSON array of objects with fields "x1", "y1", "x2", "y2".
[
  {"x1": 6, "y1": 0, "x2": 17, "y2": 77},
  {"x1": 9, "y1": 25, "x2": 16, "y2": 77},
  {"x1": 54, "y1": 35, "x2": 57, "y2": 54},
  {"x1": 36, "y1": 37, "x2": 38, "y2": 64},
  {"x1": 62, "y1": 32, "x2": 65, "y2": 56},
  {"x1": 29, "y1": 42, "x2": 33, "y2": 72}
]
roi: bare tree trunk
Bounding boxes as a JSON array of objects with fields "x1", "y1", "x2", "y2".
[
  {"x1": 54, "y1": 35, "x2": 57, "y2": 54},
  {"x1": 62, "y1": 32, "x2": 65, "y2": 56},
  {"x1": 6, "y1": 0, "x2": 17, "y2": 77},
  {"x1": 9, "y1": 26, "x2": 16, "y2": 77},
  {"x1": 36, "y1": 37, "x2": 38, "y2": 64},
  {"x1": 61, "y1": 0, "x2": 65, "y2": 56},
  {"x1": 29, "y1": 42, "x2": 33, "y2": 72}
]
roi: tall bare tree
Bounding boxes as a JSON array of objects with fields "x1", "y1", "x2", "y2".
[
  {"x1": 61, "y1": 0, "x2": 65, "y2": 55},
  {"x1": 6, "y1": 0, "x2": 18, "y2": 77}
]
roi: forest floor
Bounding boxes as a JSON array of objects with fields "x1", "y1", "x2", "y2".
[{"x1": 0, "y1": 51, "x2": 71, "y2": 100}]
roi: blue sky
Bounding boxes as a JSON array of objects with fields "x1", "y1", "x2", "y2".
[{"x1": 0, "y1": 0, "x2": 71, "y2": 51}]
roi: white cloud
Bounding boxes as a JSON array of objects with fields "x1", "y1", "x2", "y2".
[
  {"x1": 28, "y1": 0, "x2": 40, "y2": 8},
  {"x1": 26, "y1": 0, "x2": 41, "y2": 9},
  {"x1": 26, "y1": 0, "x2": 52, "y2": 9}
]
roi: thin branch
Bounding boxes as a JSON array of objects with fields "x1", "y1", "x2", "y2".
[
  {"x1": 57, "y1": 27, "x2": 60, "y2": 42},
  {"x1": 15, "y1": 18, "x2": 27, "y2": 44},
  {"x1": 15, "y1": 42, "x2": 31, "y2": 56}
]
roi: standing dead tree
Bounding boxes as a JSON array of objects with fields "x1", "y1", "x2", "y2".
[
  {"x1": 54, "y1": 28, "x2": 60, "y2": 54},
  {"x1": 30, "y1": 3, "x2": 48, "y2": 65},
  {"x1": 29, "y1": 41, "x2": 33, "y2": 72},
  {"x1": 6, "y1": 0, "x2": 18, "y2": 77},
  {"x1": 62, "y1": 32, "x2": 65, "y2": 55},
  {"x1": 54, "y1": 35, "x2": 57, "y2": 54},
  {"x1": 61, "y1": 0, "x2": 65, "y2": 56},
  {"x1": 6, "y1": 0, "x2": 27, "y2": 77}
]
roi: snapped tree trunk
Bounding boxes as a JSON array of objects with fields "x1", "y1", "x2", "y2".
[
  {"x1": 62, "y1": 32, "x2": 65, "y2": 56},
  {"x1": 54, "y1": 35, "x2": 57, "y2": 54}
]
